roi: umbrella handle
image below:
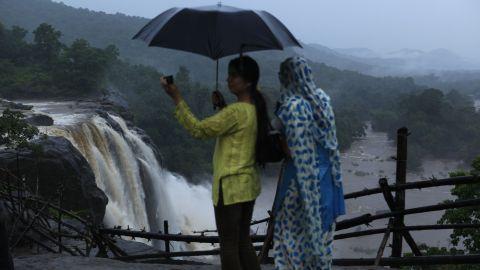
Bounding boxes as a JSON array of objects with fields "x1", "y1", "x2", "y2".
[
  {"x1": 212, "y1": 91, "x2": 226, "y2": 111},
  {"x1": 212, "y1": 60, "x2": 227, "y2": 111}
]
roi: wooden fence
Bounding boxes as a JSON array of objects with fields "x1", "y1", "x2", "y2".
[
  {"x1": 3, "y1": 127, "x2": 480, "y2": 266},
  {"x1": 99, "y1": 127, "x2": 480, "y2": 266}
]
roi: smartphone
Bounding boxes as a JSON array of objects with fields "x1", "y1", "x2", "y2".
[{"x1": 164, "y1": 75, "x2": 174, "y2": 85}]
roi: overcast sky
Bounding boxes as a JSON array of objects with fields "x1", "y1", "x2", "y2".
[{"x1": 52, "y1": 0, "x2": 480, "y2": 60}]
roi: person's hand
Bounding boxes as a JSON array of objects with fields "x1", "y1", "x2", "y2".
[
  {"x1": 211, "y1": 90, "x2": 226, "y2": 110},
  {"x1": 160, "y1": 77, "x2": 182, "y2": 104},
  {"x1": 280, "y1": 136, "x2": 292, "y2": 159}
]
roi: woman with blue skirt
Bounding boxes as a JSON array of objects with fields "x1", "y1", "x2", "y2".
[{"x1": 272, "y1": 56, "x2": 346, "y2": 270}]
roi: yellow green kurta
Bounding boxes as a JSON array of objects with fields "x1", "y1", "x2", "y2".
[{"x1": 174, "y1": 99, "x2": 260, "y2": 206}]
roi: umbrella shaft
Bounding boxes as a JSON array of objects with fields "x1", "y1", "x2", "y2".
[{"x1": 216, "y1": 60, "x2": 219, "y2": 91}]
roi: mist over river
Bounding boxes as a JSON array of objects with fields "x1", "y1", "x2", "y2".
[{"x1": 23, "y1": 101, "x2": 464, "y2": 258}]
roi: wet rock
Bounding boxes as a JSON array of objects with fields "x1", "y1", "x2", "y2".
[
  {"x1": 0, "y1": 203, "x2": 14, "y2": 270},
  {"x1": 95, "y1": 109, "x2": 163, "y2": 165},
  {"x1": 0, "y1": 99, "x2": 33, "y2": 111},
  {"x1": 95, "y1": 110, "x2": 125, "y2": 137},
  {"x1": 102, "y1": 88, "x2": 129, "y2": 110},
  {"x1": 25, "y1": 114, "x2": 54, "y2": 126},
  {"x1": 99, "y1": 102, "x2": 134, "y2": 122},
  {"x1": 354, "y1": 171, "x2": 369, "y2": 177},
  {"x1": 0, "y1": 136, "x2": 107, "y2": 225},
  {"x1": 375, "y1": 209, "x2": 390, "y2": 215}
]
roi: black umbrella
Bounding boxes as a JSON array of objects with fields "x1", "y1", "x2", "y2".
[{"x1": 133, "y1": 3, "x2": 301, "y2": 90}]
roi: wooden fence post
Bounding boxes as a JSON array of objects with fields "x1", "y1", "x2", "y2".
[
  {"x1": 392, "y1": 127, "x2": 408, "y2": 258},
  {"x1": 164, "y1": 220, "x2": 170, "y2": 253},
  {"x1": 57, "y1": 182, "x2": 63, "y2": 254},
  {"x1": 379, "y1": 178, "x2": 421, "y2": 257}
]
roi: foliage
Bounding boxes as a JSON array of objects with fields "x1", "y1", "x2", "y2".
[
  {"x1": 0, "y1": 23, "x2": 117, "y2": 98},
  {"x1": 55, "y1": 39, "x2": 118, "y2": 94},
  {"x1": 371, "y1": 89, "x2": 480, "y2": 170},
  {"x1": 438, "y1": 157, "x2": 480, "y2": 253},
  {"x1": 400, "y1": 158, "x2": 480, "y2": 270},
  {"x1": 32, "y1": 23, "x2": 63, "y2": 65},
  {"x1": 402, "y1": 243, "x2": 479, "y2": 270},
  {"x1": 0, "y1": 109, "x2": 39, "y2": 149}
]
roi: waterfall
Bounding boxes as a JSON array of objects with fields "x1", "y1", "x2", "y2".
[
  {"x1": 39, "y1": 109, "x2": 215, "y2": 250},
  {"x1": 23, "y1": 100, "x2": 269, "y2": 254}
]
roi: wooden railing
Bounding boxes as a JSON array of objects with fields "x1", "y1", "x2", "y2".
[
  {"x1": 3, "y1": 127, "x2": 480, "y2": 266},
  {"x1": 0, "y1": 169, "x2": 126, "y2": 257},
  {"x1": 98, "y1": 127, "x2": 480, "y2": 266}
]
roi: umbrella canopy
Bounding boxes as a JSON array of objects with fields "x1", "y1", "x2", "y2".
[{"x1": 132, "y1": 4, "x2": 302, "y2": 60}]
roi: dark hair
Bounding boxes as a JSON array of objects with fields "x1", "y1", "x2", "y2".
[{"x1": 228, "y1": 56, "x2": 270, "y2": 166}]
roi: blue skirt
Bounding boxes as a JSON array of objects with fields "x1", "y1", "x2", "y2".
[{"x1": 274, "y1": 146, "x2": 345, "y2": 231}]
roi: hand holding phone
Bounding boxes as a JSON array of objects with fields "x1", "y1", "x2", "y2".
[
  {"x1": 160, "y1": 76, "x2": 181, "y2": 104},
  {"x1": 164, "y1": 75, "x2": 174, "y2": 85}
]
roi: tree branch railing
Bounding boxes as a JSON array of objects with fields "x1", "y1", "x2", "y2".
[
  {"x1": 4, "y1": 127, "x2": 480, "y2": 266},
  {"x1": 0, "y1": 169, "x2": 125, "y2": 258},
  {"x1": 97, "y1": 127, "x2": 480, "y2": 266}
]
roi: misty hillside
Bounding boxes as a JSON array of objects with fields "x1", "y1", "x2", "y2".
[
  {"x1": 2, "y1": 0, "x2": 436, "y2": 83},
  {"x1": 0, "y1": 0, "x2": 378, "y2": 83},
  {"x1": 4, "y1": 0, "x2": 479, "y2": 83},
  {"x1": 334, "y1": 47, "x2": 380, "y2": 59},
  {"x1": 334, "y1": 46, "x2": 480, "y2": 76},
  {"x1": 294, "y1": 43, "x2": 375, "y2": 73}
]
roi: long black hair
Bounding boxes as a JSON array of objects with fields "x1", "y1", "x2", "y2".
[{"x1": 228, "y1": 56, "x2": 270, "y2": 166}]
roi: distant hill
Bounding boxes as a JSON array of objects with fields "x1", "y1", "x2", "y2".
[
  {"x1": 0, "y1": 0, "x2": 425, "y2": 102},
  {"x1": 335, "y1": 47, "x2": 380, "y2": 59},
  {"x1": 333, "y1": 46, "x2": 480, "y2": 76},
  {"x1": 295, "y1": 43, "x2": 375, "y2": 73},
  {"x1": 0, "y1": 0, "x2": 384, "y2": 83},
  {"x1": 3, "y1": 0, "x2": 479, "y2": 81}
]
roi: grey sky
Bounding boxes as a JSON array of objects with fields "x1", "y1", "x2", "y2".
[{"x1": 52, "y1": 0, "x2": 480, "y2": 60}]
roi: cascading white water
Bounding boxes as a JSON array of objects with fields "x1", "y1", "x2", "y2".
[{"x1": 27, "y1": 102, "x2": 216, "y2": 250}]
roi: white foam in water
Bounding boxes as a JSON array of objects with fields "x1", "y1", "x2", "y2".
[{"x1": 29, "y1": 101, "x2": 217, "y2": 250}]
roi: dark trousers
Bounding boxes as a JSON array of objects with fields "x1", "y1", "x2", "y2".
[
  {"x1": 0, "y1": 206, "x2": 14, "y2": 270},
  {"x1": 214, "y1": 188, "x2": 261, "y2": 270}
]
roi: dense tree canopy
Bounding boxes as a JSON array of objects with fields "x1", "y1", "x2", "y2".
[
  {"x1": 32, "y1": 23, "x2": 63, "y2": 65},
  {"x1": 372, "y1": 89, "x2": 480, "y2": 169},
  {"x1": 0, "y1": 23, "x2": 116, "y2": 98}
]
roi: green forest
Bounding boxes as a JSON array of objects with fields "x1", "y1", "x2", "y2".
[
  {"x1": 372, "y1": 89, "x2": 480, "y2": 169},
  {"x1": 0, "y1": 22, "x2": 118, "y2": 98},
  {"x1": 0, "y1": 0, "x2": 479, "y2": 178}
]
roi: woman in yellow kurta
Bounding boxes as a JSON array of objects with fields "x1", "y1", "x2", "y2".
[{"x1": 161, "y1": 56, "x2": 268, "y2": 270}]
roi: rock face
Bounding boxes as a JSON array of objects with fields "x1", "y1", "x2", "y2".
[
  {"x1": 0, "y1": 99, "x2": 33, "y2": 111},
  {"x1": 0, "y1": 203, "x2": 14, "y2": 270},
  {"x1": 0, "y1": 136, "x2": 108, "y2": 225},
  {"x1": 25, "y1": 114, "x2": 54, "y2": 126}
]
